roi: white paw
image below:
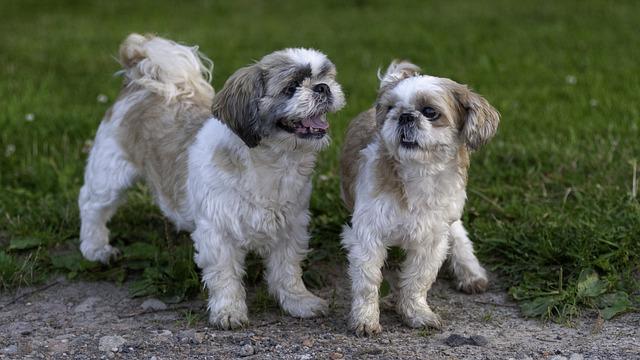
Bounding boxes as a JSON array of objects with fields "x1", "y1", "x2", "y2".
[
  {"x1": 401, "y1": 305, "x2": 442, "y2": 329},
  {"x1": 80, "y1": 243, "x2": 120, "y2": 264},
  {"x1": 209, "y1": 304, "x2": 249, "y2": 330},
  {"x1": 350, "y1": 318, "x2": 383, "y2": 337},
  {"x1": 457, "y1": 274, "x2": 489, "y2": 294},
  {"x1": 281, "y1": 292, "x2": 328, "y2": 318}
]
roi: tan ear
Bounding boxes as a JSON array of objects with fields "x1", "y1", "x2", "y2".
[
  {"x1": 211, "y1": 64, "x2": 265, "y2": 148},
  {"x1": 377, "y1": 60, "x2": 421, "y2": 92},
  {"x1": 453, "y1": 85, "x2": 500, "y2": 150}
]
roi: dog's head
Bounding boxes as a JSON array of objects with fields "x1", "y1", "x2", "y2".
[
  {"x1": 212, "y1": 48, "x2": 345, "y2": 151},
  {"x1": 374, "y1": 61, "x2": 500, "y2": 161}
]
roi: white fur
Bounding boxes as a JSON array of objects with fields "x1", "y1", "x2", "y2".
[
  {"x1": 79, "y1": 36, "x2": 334, "y2": 329},
  {"x1": 119, "y1": 33, "x2": 214, "y2": 103},
  {"x1": 284, "y1": 48, "x2": 328, "y2": 76},
  {"x1": 342, "y1": 74, "x2": 490, "y2": 336},
  {"x1": 188, "y1": 121, "x2": 327, "y2": 325}
]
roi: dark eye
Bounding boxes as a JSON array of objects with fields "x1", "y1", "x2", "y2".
[
  {"x1": 387, "y1": 106, "x2": 394, "y2": 112},
  {"x1": 421, "y1": 106, "x2": 439, "y2": 120},
  {"x1": 284, "y1": 82, "x2": 300, "y2": 97}
]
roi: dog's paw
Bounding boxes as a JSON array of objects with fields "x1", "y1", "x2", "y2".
[
  {"x1": 80, "y1": 244, "x2": 120, "y2": 264},
  {"x1": 402, "y1": 306, "x2": 442, "y2": 329},
  {"x1": 351, "y1": 318, "x2": 383, "y2": 337},
  {"x1": 457, "y1": 275, "x2": 489, "y2": 294},
  {"x1": 281, "y1": 292, "x2": 328, "y2": 318},
  {"x1": 209, "y1": 306, "x2": 249, "y2": 330}
]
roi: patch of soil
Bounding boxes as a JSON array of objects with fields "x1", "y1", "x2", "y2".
[{"x1": 1, "y1": 270, "x2": 638, "y2": 359}]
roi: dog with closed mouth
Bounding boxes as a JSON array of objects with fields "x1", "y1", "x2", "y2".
[
  {"x1": 78, "y1": 33, "x2": 345, "y2": 328},
  {"x1": 340, "y1": 61, "x2": 499, "y2": 336}
]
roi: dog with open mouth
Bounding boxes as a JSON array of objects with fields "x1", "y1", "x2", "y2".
[
  {"x1": 78, "y1": 33, "x2": 345, "y2": 328},
  {"x1": 340, "y1": 61, "x2": 499, "y2": 335}
]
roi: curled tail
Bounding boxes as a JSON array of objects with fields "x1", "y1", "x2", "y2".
[
  {"x1": 118, "y1": 33, "x2": 214, "y2": 102},
  {"x1": 377, "y1": 60, "x2": 422, "y2": 90}
]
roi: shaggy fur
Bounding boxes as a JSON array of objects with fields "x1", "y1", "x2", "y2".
[
  {"x1": 79, "y1": 34, "x2": 345, "y2": 329},
  {"x1": 340, "y1": 60, "x2": 499, "y2": 336}
]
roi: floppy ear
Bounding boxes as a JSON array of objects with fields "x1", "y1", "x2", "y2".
[
  {"x1": 453, "y1": 85, "x2": 500, "y2": 151},
  {"x1": 211, "y1": 64, "x2": 265, "y2": 148},
  {"x1": 377, "y1": 60, "x2": 421, "y2": 92}
]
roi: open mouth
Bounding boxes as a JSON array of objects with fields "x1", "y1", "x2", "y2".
[
  {"x1": 400, "y1": 140, "x2": 420, "y2": 149},
  {"x1": 277, "y1": 114, "x2": 329, "y2": 139},
  {"x1": 399, "y1": 133, "x2": 419, "y2": 149}
]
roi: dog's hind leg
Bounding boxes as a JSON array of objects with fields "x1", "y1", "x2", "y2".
[
  {"x1": 448, "y1": 220, "x2": 489, "y2": 293},
  {"x1": 79, "y1": 121, "x2": 138, "y2": 264}
]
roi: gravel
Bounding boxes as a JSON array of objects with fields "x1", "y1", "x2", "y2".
[
  {"x1": 98, "y1": 335, "x2": 126, "y2": 352},
  {"x1": 0, "y1": 271, "x2": 638, "y2": 359}
]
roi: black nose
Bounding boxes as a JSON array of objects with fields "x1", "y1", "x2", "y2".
[
  {"x1": 398, "y1": 113, "x2": 416, "y2": 126},
  {"x1": 313, "y1": 83, "x2": 331, "y2": 96}
]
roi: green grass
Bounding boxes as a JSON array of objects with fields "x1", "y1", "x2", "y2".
[{"x1": 1, "y1": 0, "x2": 638, "y2": 321}]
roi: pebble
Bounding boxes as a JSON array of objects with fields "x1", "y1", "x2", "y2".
[
  {"x1": 549, "y1": 356, "x2": 567, "y2": 360},
  {"x1": 330, "y1": 352, "x2": 344, "y2": 360},
  {"x1": 302, "y1": 338, "x2": 314, "y2": 347},
  {"x1": 238, "y1": 344, "x2": 255, "y2": 357},
  {"x1": 74, "y1": 296, "x2": 101, "y2": 313},
  {"x1": 444, "y1": 334, "x2": 489, "y2": 347},
  {"x1": 298, "y1": 355, "x2": 312, "y2": 360},
  {"x1": 98, "y1": 336, "x2": 126, "y2": 352},
  {"x1": 141, "y1": 298, "x2": 168, "y2": 311},
  {"x1": 569, "y1": 354, "x2": 584, "y2": 360},
  {"x1": 151, "y1": 330, "x2": 173, "y2": 337},
  {"x1": 1, "y1": 345, "x2": 18, "y2": 355}
]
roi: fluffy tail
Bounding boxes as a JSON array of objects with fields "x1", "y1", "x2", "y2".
[{"x1": 118, "y1": 33, "x2": 214, "y2": 102}]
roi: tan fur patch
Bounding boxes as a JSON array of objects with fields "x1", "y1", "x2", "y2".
[
  {"x1": 340, "y1": 109, "x2": 377, "y2": 211},
  {"x1": 372, "y1": 148, "x2": 408, "y2": 209},
  {"x1": 213, "y1": 147, "x2": 246, "y2": 174},
  {"x1": 118, "y1": 91, "x2": 212, "y2": 213},
  {"x1": 457, "y1": 145, "x2": 470, "y2": 185}
]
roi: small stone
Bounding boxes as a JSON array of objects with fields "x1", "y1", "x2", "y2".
[
  {"x1": 150, "y1": 356, "x2": 158, "y2": 360},
  {"x1": 298, "y1": 355, "x2": 312, "y2": 360},
  {"x1": 25, "y1": 113, "x2": 35, "y2": 122},
  {"x1": 330, "y1": 352, "x2": 344, "y2": 360},
  {"x1": 569, "y1": 354, "x2": 584, "y2": 360},
  {"x1": 141, "y1": 298, "x2": 168, "y2": 311},
  {"x1": 98, "y1": 336, "x2": 125, "y2": 352},
  {"x1": 379, "y1": 338, "x2": 391, "y2": 345},
  {"x1": 74, "y1": 296, "x2": 101, "y2": 313},
  {"x1": 302, "y1": 338, "x2": 314, "y2": 347},
  {"x1": 97, "y1": 94, "x2": 109, "y2": 103},
  {"x1": 548, "y1": 356, "x2": 567, "y2": 360},
  {"x1": 469, "y1": 335, "x2": 488, "y2": 346},
  {"x1": 444, "y1": 334, "x2": 488, "y2": 347},
  {"x1": 1, "y1": 345, "x2": 18, "y2": 355},
  {"x1": 238, "y1": 344, "x2": 254, "y2": 357},
  {"x1": 151, "y1": 330, "x2": 173, "y2": 337}
]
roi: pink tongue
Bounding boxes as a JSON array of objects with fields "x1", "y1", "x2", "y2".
[{"x1": 302, "y1": 116, "x2": 329, "y2": 130}]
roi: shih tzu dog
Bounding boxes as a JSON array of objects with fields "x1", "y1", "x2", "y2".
[
  {"x1": 340, "y1": 61, "x2": 499, "y2": 336},
  {"x1": 79, "y1": 33, "x2": 345, "y2": 328}
]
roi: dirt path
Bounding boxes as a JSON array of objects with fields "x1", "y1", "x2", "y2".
[{"x1": 1, "y1": 271, "x2": 638, "y2": 359}]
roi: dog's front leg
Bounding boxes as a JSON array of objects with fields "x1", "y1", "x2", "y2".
[
  {"x1": 342, "y1": 226, "x2": 386, "y2": 336},
  {"x1": 192, "y1": 223, "x2": 248, "y2": 329},
  {"x1": 396, "y1": 229, "x2": 449, "y2": 329},
  {"x1": 265, "y1": 217, "x2": 328, "y2": 318}
]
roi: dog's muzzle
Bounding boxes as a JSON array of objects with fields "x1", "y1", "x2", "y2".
[{"x1": 398, "y1": 113, "x2": 419, "y2": 148}]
